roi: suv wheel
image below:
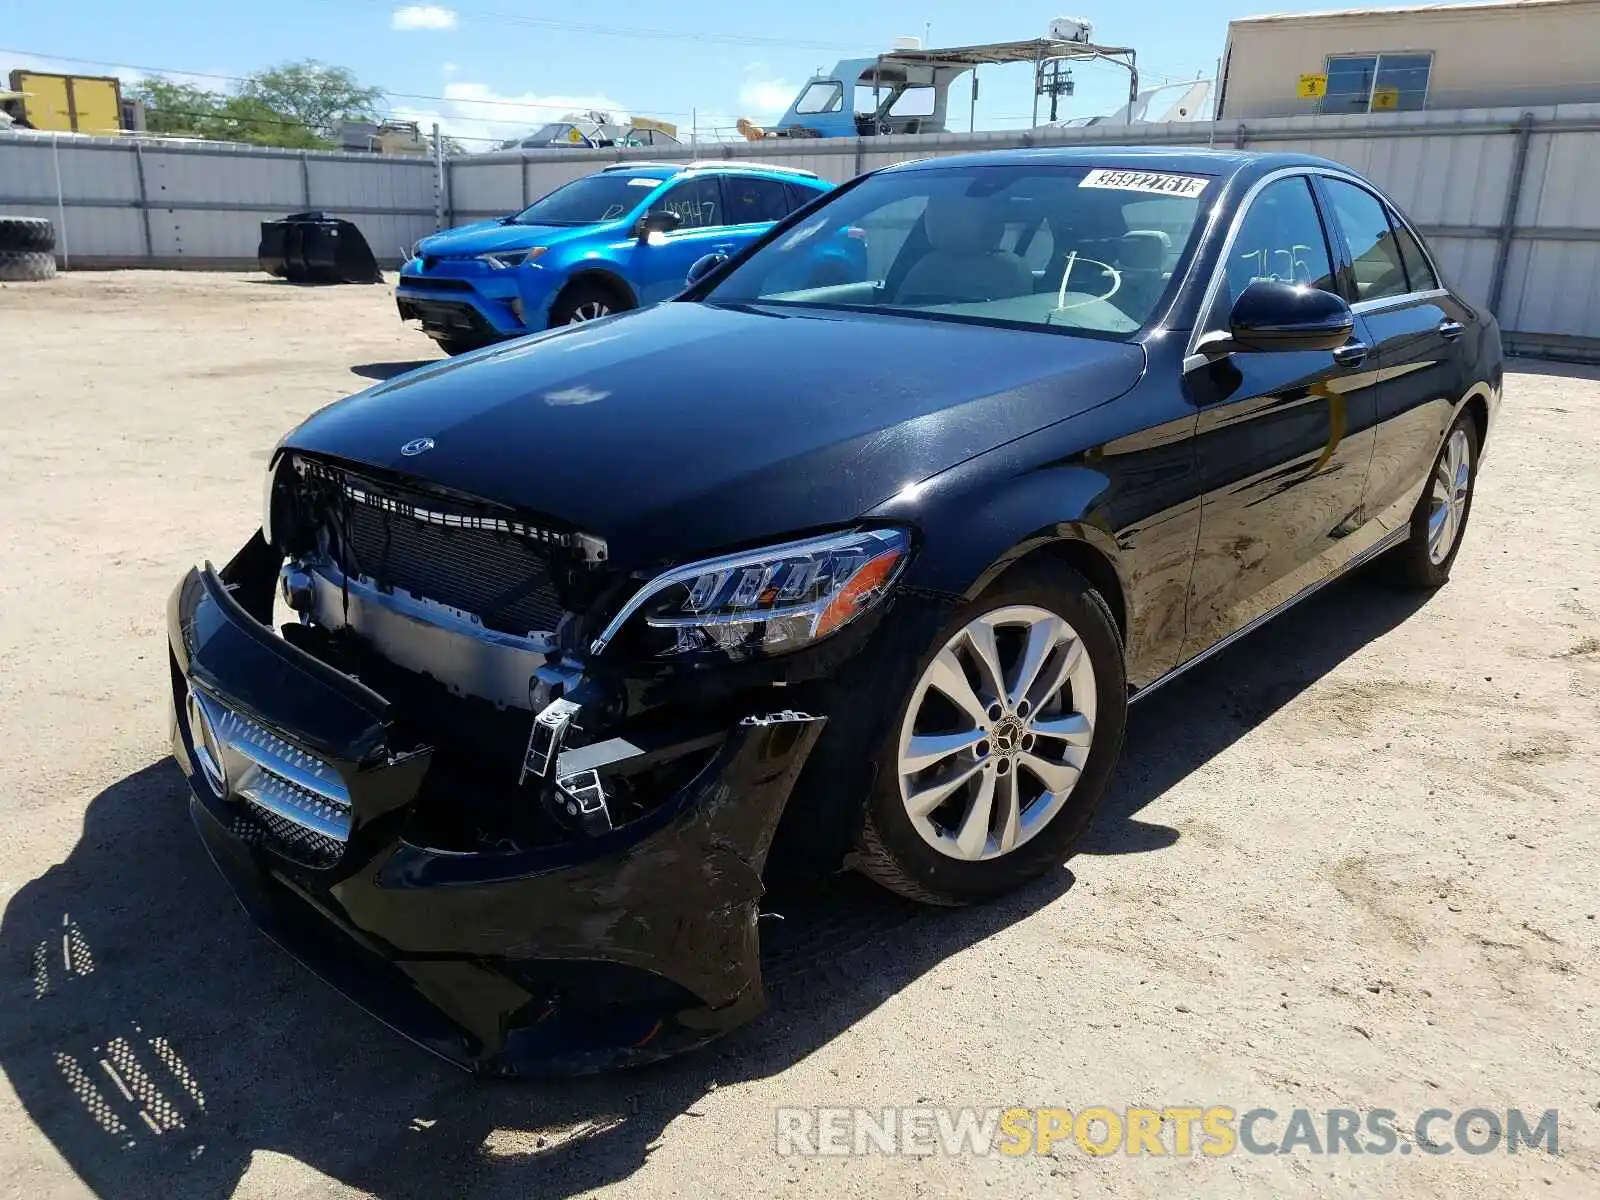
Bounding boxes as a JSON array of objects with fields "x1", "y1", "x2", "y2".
[
  {"x1": 854, "y1": 564, "x2": 1127, "y2": 905},
  {"x1": 550, "y1": 280, "x2": 630, "y2": 327}
]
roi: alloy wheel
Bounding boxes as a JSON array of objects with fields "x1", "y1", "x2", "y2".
[
  {"x1": 568, "y1": 301, "x2": 611, "y2": 323},
  {"x1": 896, "y1": 605, "x2": 1097, "y2": 862},
  {"x1": 1427, "y1": 427, "x2": 1472, "y2": 564}
]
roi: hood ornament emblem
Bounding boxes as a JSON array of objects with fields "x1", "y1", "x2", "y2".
[{"x1": 400, "y1": 437, "x2": 435, "y2": 457}]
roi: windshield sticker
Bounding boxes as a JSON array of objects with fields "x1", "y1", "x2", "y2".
[
  {"x1": 1079, "y1": 169, "x2": 1208, "y2": 197},
  {"x1": 627, "y1": 177, "x2": 659, "y2": 187}
]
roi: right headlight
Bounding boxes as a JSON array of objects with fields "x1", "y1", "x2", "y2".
[{"x1": 591, "y1": 527, "x2": 911, "y2": 661}]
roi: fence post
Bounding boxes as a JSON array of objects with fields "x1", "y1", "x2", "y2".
[
  {"x1": 298, "y1": 150, "x2": 312, "y2": 209},
  {"x1": 51, "y1": 133, "x2": 69, "y2": 270},
  {"x1": 132, "y1": 141, "x2": 154, "y2": 261},
  {"x1": 853, "y1": 136, "x2": 864, "y2": 178},
  {"x1": 1487, "y1": 112, "x2": 1536, "y2": 321},
  {"x1": 432, "y1": 122, "x2": 446, "y2": 230},
  {"x1": 520, "y1": 154, "x2": 529, "y2": 209},
  {"x1": 1234, "y1": 122, "x2": 1248, "y2": 149}
]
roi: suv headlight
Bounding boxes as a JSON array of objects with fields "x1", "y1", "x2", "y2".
[
  {"x1": 592, "y1": 527, "x2": 911, "y2": 661},
  {"x1": 479, "y1": 247, "x2": 546, "y2": 269}
]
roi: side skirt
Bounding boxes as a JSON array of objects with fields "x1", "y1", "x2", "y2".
[{"x1": 1129, "y1": 524, "x2": 1410, "y2": 706}]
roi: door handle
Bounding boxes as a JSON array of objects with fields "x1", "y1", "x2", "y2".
[
  {"x1": 1438, "y1": 319, "x2": 1465, "y2": 341},
  {"x1": 1332, "y1": 341, "x2": 1370, "y2": 367}
]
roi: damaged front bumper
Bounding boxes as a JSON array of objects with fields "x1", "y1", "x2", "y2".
[{"x1": 166, "y1": 535, "x2": 827, "y2": 1076}]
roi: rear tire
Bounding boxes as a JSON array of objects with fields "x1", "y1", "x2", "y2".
[
  {"x1": 1378, "y1": 411, "x2": 1480, "y2": 589},
  {"x1": 548, "y1": 279, "x2": 631, "y2": 327},
  {"x1": 854, "y1": 563, "x2": 1128, "y2": 906},
  {"x1": 0, "y1": 249, "x2": 56, "y2": 282}
]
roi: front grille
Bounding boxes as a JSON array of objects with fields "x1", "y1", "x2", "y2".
[
  {"x1": 405, "y1": 276, "x2": 473, "y2": 292},
  {"x1": 296, "y1": 459, "x2": 571, "y2": 638},
  {"x1": 186, "y1": 688, "x2": 353, "y2": 866}
]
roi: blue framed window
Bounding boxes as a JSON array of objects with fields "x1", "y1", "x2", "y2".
[{"x1": 1322, "y1": 53, "x2": 1432, "y2": 114}]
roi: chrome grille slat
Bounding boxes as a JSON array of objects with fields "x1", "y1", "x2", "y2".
[{"x1": 188, "y1": 690, "x2": 353, "y2": 850}]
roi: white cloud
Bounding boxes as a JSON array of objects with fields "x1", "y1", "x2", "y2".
[
  {"x1": 390, "y1": 80, "x2": 629, "y2": 148},
  {"x1": 737, "y1": 77, "x2": 796, "y2": 120},
  {"x1": 392, "y1": 5, "x2": 457, "y2": 31}
]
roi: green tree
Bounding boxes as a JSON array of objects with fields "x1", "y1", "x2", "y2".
[
  {"x1": 129, "y1": 61, "x2": 385, "y2": 148},
  {"x1": 238, "y1": 61, "x2": 384, "y2": 141}
]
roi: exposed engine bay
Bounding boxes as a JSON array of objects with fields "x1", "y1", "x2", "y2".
[{"x1": 264, "y1": 452, "x2": 730, "y2": 855}]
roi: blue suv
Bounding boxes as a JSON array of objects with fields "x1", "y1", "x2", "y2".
[{"x1": 396, "y1": 162, "x2": 856, "y2": 354}]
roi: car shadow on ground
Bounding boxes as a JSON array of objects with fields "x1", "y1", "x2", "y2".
[
  {"x1": 0, "y1": 573, "x2": 1427, "y2": 1200},
  {"x1": 350, "y1": 360, "x2": 441, "y2": 382}
]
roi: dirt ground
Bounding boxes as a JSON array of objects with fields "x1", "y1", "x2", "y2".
[{"x1": 0, "y1": 271, "x2": 1596, "y2": 1200}]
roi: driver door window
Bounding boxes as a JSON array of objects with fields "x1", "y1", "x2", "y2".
[
  {"x1": 651, "y1": 177, "x2": 723, "y2": 230},
  {"x1": 1215, "y1": 175, "x2": 1336, "y2": 325}
]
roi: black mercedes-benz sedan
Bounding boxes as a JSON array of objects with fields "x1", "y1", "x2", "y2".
[{"x1": 167, "y1": 147, "x2": 1501, "y2": 1074}]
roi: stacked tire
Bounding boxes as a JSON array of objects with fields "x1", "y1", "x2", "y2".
[{"x1": 0, "y1": 217, "x2": 58, "y2": 282}]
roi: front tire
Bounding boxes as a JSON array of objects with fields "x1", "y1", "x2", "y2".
[
  {"x1": 1379, "y1": 412, "x2": 1480, "y2": 589},
  {"x1": 432, "y1": 335, "x2": 489, "y2": 357},
  {"x1": 549, "y1": 280, "x2": 631, "y2": 327},
  {"x1": 854, "y1": 564, "x2": 1128, "y2": 906}
]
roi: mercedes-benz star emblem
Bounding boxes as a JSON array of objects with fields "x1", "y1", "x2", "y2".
[{"x1": 401, "y1": 437, "x2": 435, "y2": 456}]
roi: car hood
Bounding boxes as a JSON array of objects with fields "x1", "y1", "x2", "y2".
[
  {"x1": 417, "y1": 220, "x2": 608, "y2": 256},
  {"x1": 282, "y1": 303, "x2": 1146, "y2": 567}
]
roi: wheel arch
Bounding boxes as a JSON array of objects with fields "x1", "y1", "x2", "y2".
[
  {"x1": 556, "y1": 266, "x2": 637, "y2": 310},
  {"x1": 961, "y1": 529, "x2": 1129, "y2": 648},
  {"x1": 1457, "y1": 382, "x2": 1492, "y2": 450}
]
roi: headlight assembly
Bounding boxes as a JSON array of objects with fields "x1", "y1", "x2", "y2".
[
  {"x1": 592, "y1": 527, "x2": 911, "y2": 661},
  {"x1": 479, "y1": 247, "x2": 547, "y2": 269}
]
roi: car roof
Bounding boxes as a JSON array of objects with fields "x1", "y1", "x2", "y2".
[{"x1": 879, "y1": 146, "x2": 1347, "y2": 182}]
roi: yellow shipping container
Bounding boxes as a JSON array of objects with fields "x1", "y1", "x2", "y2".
[{"x1": 8, "y1": 71, "x2": 124, "y2": 133}]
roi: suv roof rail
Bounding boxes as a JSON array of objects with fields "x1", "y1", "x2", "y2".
[
  {"x1": 683, "y1": 160, "x2": 820, "y2": 178},
  {"x1": 598, "y1": 159, "x2": 821, "y2": 179}
]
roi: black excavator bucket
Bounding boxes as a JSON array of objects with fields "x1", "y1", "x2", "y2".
[{"x1": 258, "y1": 211, "x2": 382, "y2": 284}]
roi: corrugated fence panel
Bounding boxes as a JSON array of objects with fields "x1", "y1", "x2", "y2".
[
  {"x1": 1499, "y1": 239, "x2": 1600, "y2": 337},
  {"x1": 143, "y1": 148, "x2": 303, "y2": 208},
  {"x1": 1427, "y1": 236, "x2": 1498, "y2": 306},
  {"x1": 450, "y1": 160, "x2": 523, "y2": 218}
]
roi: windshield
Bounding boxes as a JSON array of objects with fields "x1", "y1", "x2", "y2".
[
  {"x1": 507, "y1": 172, "x2": 663, "y2": 226},
  {"x1": 703, "y1": 164, "x2": 1213, "y2": 337}
]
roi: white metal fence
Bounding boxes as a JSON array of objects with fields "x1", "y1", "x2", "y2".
[
  {"x1": 0, "y1": 133, "x2": 439, "y2": 268},
  {"x1": 6, "y1": 103, "x2": 1600, "y2": 358}
]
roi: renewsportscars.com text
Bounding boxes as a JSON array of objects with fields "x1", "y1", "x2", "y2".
[{"x1": 774, "y1": 1106, "x2": 1560, "y2": 1158}]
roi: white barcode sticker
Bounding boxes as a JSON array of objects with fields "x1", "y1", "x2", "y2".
[{"x1": 1079, "y1": 169, "x2": 1209, "y2": 197}]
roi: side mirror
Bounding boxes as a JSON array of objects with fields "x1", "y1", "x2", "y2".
[
  {"x1": 686, "y1": 251, "x2": 729, "y2": 287},
  {"x1": 1200, "y1": 280, "x2": 1355, "y2": 357},
  {"x1": 635, "y1": 209, "x2": 682, "y2": 240}
]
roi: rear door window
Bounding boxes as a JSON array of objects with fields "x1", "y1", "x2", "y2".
[
  {"x1": 1322, "y1": 178, "x2": 1410, "y2": 303},
  {"x1": 724, "y1": 176, "x2": 791, "y2": 224}
]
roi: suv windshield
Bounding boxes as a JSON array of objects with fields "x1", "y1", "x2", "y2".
[
  {"x1": 703, "y1": 164, "x2": 1214, "y2": 336},
  {"x1": 507, "y1": 172, "x2": 663, "y2": 226}
]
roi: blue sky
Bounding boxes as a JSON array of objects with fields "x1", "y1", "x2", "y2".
[{"x1": 4, "y1": 0, "x2": 1426, "y2": 145}]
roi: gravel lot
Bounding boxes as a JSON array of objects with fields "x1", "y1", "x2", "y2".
[{"x1": 0, "y1": 271, "x2": 1596, "y2": 1200}]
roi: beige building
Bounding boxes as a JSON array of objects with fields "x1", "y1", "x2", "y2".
[{"x1": 1217, "y1": 0, "x2": 1600, "y2": 118}]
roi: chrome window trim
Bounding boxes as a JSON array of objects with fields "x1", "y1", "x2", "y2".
[{"x1": 1184, "y1": 165, "x2": 1448, "y2": 359}]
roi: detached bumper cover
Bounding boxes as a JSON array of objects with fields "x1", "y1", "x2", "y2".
[{"x1": 166, "y1": 538, "x2": 826, "y2": 1075}]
